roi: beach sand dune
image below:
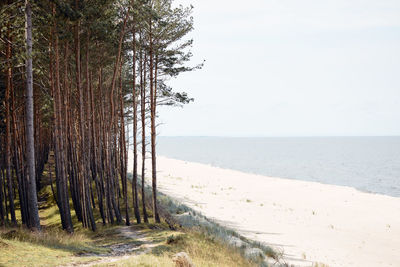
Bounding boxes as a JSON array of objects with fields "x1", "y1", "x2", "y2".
[{"x1": 131, "y1": 155, "x2": 400, "y2": 267}]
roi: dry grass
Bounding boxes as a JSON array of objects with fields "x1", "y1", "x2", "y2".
[
  {"x1": 0, "y1": 226, "x2": 101, "y2": 267},
  {"x1": 0, "y1": 182, "x2": 114, "y2": 267},
  {"x1": 93, "y1": 229, "x2": 257, "y2": 267},
  {"x1": 0, "y1": 173, "x2": 258, "y2": 267}
]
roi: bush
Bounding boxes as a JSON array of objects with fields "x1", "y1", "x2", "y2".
[{"x1": 166, "y1": 234, "x2": 184, "y2": 245}]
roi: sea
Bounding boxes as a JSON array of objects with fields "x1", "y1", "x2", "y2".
[{"x1": 156, "y1": 136, "x2": 400, "y2": 198}]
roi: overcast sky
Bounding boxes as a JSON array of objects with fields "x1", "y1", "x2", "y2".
[{"x1": 158, "y1": 0, "x2": 400, "y2": 137}]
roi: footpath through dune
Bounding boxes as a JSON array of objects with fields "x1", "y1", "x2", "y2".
[{"x1": 59, "y1": 226, "x2": 159, "y2": 267}]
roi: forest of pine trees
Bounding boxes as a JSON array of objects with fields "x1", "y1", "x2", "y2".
[{"x1": 0, "y1": 0, "x2": 200, "y2": 232}]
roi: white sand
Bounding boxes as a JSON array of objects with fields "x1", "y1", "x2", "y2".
[{"x1": 130, "y1": 154, "x2": 400, "y2": 267}]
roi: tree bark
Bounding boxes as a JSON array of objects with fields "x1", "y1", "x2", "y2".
[
  {"x1": 149, "y1": 21, "x2": 160, "y2": 223},
  {"x1": 131, "y1": 23, "x2": 141, "y2": 223},
  {"x1": 53, "y1": 8, "x2": 73, "y2": 232},
  {"x1": 5, "y1": 21, "x2": 16, "y2": 226},
  {"x1": 25, "y1": 0, "x2": 41, "y2": 231},
  {"x1": 118, "y1": 58, "x2": 130, "y2": 226},
  {"x1": 140, "y1": 47, "x2": 148, "y2": 223}
]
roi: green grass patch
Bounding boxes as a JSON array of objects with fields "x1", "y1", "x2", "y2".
[
  {"x1": 0, "y1": 164, "x2": 263, "y2": 267},
  {"x1": 0, "y1": 227, "x2": 101, "y2": 267}
]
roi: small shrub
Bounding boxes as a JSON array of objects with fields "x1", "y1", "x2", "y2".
[
  {"x1": 176, "y1": 207, "x2": 186, "y2": 215},
  {"x1": 244, "y1": 247, "x2": 265, "y2": 262},
  {"x1": 1, "y1": 229, "x2": 33, "y2": 242},
  {"x1": 227, "y1": 236, "x2": 248, "y2": 249},
  {"x1": 166, "y1": 234, "x2": 184, "y2": 245}
]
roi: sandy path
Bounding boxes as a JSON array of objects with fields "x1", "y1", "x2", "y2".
[
  {"x1": 59, "y1": 227, "x2": 157, "y2": 267},
  {"x1": 143, "y1": 156, "x2": 400, "y2": 267}
]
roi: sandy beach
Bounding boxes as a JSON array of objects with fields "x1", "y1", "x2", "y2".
[{"x1": 131, "y1": 155, "x2": 400, "y2": 267}]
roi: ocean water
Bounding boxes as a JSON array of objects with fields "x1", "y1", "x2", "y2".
[{"x1": 157, "y1": 136, "x2": 400, "y2": 197}]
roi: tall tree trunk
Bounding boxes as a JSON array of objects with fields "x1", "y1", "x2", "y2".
[
  {"x1": 118, "y1": 59, "x2": 130, "y2": 226},
  {"x1": 64, "y1": 41, "x2": 82, "y2": 223},
  {"x1": 99, "y1": 69, "x2": 114, "y2": 224},
  {"x1": 108, "y1": 12, "x2": 128, "y2": 225},
  {"x1": 149, "y1": 20, "x2": 160, "y2": 223},
  {"x1": 140, "y1": 48, "x2": 148, "y2": 223},
  {"x1": 92, "y1": 68, "x2": 106, "y2": 225},
  {"x1": 131, "y1": 24, "x2": 141, "y2": 224},
  {"x1": 5, "y1": 22, "x2": 16, "y2": 226},
  {"x1": 96, "y1": 67, "x2": 107, "y2": 225},
  {"x1": 25, "y1": 0, "x2": 41, "y2": 231},
  {"x1": 74, "y1": 0, "x2": 96, "y2": 230},
  {"x1": 53, "y1": 9, "x2": 73, "y2": 232},
  {"x1": 12, "y1": 65, "x2": 27, "y2": 226},
  {"x1": 74, "y1": 6, "x2": 86, "y2": 229}
]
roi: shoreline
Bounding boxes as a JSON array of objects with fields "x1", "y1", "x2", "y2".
[
  {"x1": 157, "y1": 154, "x2": 399, "y2": 200},
  {"x1": 129, "y1": 154, "x2": 400, "y2": 267}
]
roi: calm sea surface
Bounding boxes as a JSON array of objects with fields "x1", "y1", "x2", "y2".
[{"x1": 157, "y1": 137, "x2": 400, "y2": 197}]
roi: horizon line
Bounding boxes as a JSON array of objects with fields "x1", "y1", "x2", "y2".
[{"x1": 158, "y1": 135, "x2": 400, "y2": 138}]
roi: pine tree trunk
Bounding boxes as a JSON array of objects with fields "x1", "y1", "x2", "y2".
[
  {"x1": 92, "y1": 68, "x2": 106, "y2": 225},
  {"x1": 5, "y1": 22, "x2": 16, "y2": 226},
  {"x1": 141, "y1": 49, "x2": 148, "y2": 223},
  {"x1": 108, "y1": 13, "x2": 128, "y2": 225},
  {"x1": 25, "y1": 0, "x2": 41, "y2": 231},
  {"x1": 149, "y1": 22, "x2": 160, "y2": 223},
  {"x1": 131, "y1": 24, "x2": 141, "y2": 223},
  {"x1": 118, "y1": 59, "x2": 130, "y2": 226},
  {"x1": 53, "y1": 12, "x2": 73, "y2": 232},
  {"x1": 11, "y1": 61, "x2": 27, "y2": 226}
]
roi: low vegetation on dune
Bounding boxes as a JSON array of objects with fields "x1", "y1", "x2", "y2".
[
  {"x1": 0, "y1": 226, "x2": 101, "y2": 267},
  {"x1": 0, "y1": 175, "x2": 266, "y2": 267},
  {"x1": 92, "y1": 229, "x2": 256, "y2": 267},
  {"x1": 143, "y1": 182, "x2": 281, "y2": 266},
  {"x1": 0, "y1": 223, "x2": 259, "y2": 267}
]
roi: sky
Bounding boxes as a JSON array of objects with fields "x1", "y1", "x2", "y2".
[{"x1": 158, "y1": 0, "x2": 400, "y2": 137}]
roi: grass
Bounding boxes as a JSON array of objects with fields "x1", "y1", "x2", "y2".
[
  {"x1": 0, "y1": 190, "x2": 258, "y2": 267},
  {"x1": 149, "y1": 182, "x2": 280, "y2": 264},
  {"x1": 0, "y1": 178, "x2": 114, "y2": 267},
  {"x1": 93, "y1": 229, "x2": 256, "y2": 267},
  {"x1": 0, "y1": 226, "x2": 102, "y2": 266},
  {"x1": 0, "y1": 166, "x2": 259, "y2": 267},
  {"x1": 0, "y1": 216, "x2": 258, "y2": 267},
  {"x1": 0, "y1": 224, "x2": 261, "y2": 267},
  {"x1": 0, "y1": 181, "x2": 126, "y2": 267}
]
